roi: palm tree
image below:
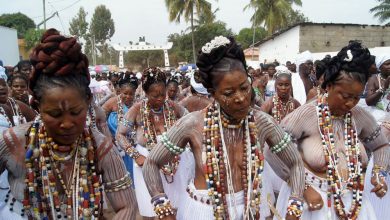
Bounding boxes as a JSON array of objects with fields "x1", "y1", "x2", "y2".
[
  {"x1": 245, "y1": 0, "x2": 302, "y2": 35},
  {"x1": 165, "y1": 0, "x2": 213, "y2": 63},
  {"x1": 370, "y1": 0, "x2": 390, "y2": 24}
]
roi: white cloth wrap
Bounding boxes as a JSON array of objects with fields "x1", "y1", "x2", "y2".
[
  {"x1": 275, "y1": 169, "x2": 377, "y2": 220},
  {"x1": 133, "y1": 144, "x2": 195, "y2": 217}
]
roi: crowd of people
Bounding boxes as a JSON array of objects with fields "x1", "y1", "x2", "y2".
[{"x1": 0, "y1": 28, "x2": 389, "y2": 220}]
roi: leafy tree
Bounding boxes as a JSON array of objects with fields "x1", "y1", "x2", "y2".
[
  {"x1": 168, "y1": 21, "x2": 233, "y2": 64},
  {"x1": 236, "y1": 27, "x2": 267, "y2": 49},
  {"x1": 124, "y1": 50, "x2": 164, "y2": 70},
  {"x1": 24, "y1": 29, "x2": 45, "y2": 50},
  {"x1": 245, "y1": 0, "x2": 302, "y2": 35},
  {"x1": 285, "y1": 9, "x2": 309, "y2": 28},
  {"x1": 0, "y1": 12, "x2": 35, "y2": 38},
  {"x1": 164, "y1": 0, "x2": 213, "y2": 63},
  {"x1": 370, "y1": 0, "x2": 390, "y2": 24},
  {"x1": 69, "y1": 7, "x2": 89, "y2": 40},
  {"x1": 90, "y1": 5, "x2": 115, "y2": 45}
]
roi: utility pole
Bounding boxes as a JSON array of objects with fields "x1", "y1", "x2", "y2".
[{"x1": 43, "y1": 0, "x2": 47, "y2": 30}]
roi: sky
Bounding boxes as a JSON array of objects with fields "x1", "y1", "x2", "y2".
[{"x1": 1, "y1": 0, "x2": 382, "y2": 45}]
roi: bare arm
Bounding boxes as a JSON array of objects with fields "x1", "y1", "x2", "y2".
[
  {"x1": 256, "y1": 111, "x2": 305, "y2": 198},
  {"x1": 17, "y1": 100, "x2": 37, "y2": 122},
  {"x1": 260, "y1": 97, "x2": 273, "y2": 115},
  {"x1": 94, "y1": 104, "x2": 112, "y2": 139},
  {"x1": 143, "y1": 112, "x2": 197, "y2": 197},
  {"x1": 95, "y1": 131, "x2": 137, "y2": 219},
  {"x1": 365, "y1": 75, "x2": 382, "y2": 106}
]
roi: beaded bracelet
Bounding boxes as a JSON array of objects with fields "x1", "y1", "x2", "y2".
[
  {"x1": 104, "y1": 173, "x2": 133, "y2": 193},
  {"x1": 270, "y1": 133, "x2": 291, "y2": 153},
  {"x1": 153, "y1": 198, "x2": 175, "y2": 219},
  {"x1": 287, "y1": 196, "x2": 304, "y2": 218},
  {"x1": 151, "y1": 193, "x2": 169, "y2": 206},
  {"x1": 161, "y1": 133, "x2": 185, "y2": 155},
  {"x1": 372, "y1": 165, "x2": 388, "y2": 180},
  {"x1": 125, "y1": 146, "x2": 141, "y2": 159}
]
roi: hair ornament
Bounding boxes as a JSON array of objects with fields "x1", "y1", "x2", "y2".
[
  {"x1": 201, "y1": 36, "x2": 231, "y2": 54},
  {"x1": 343, "y1": 50, "x2": 353, "y2": 62}
]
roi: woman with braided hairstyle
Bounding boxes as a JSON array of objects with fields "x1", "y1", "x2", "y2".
[
  {"x1": 116, "y1": 67, "x2": 188, "y2": 219},
  {"x1": 0, "y1": 29, "x2": 137, "y2": 219},
  {"x1": 275, "y1": 41, "x2": 390, "y2": 220},
  {"x1": 142, "y1": 36, "x2": 305, "y2": 220}
]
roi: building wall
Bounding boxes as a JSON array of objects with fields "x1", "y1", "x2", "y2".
[
  {"x1": 0, "y1": 26, "x2": 20, "y2": 66},
  {"x1": 258, "y1": 26, "x2": 300, "y2": 64},
  {"x1": 299, "y1": 24, "x2": 390, "y2": 53}
]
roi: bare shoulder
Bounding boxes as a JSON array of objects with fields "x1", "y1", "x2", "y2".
[{"x1": 91, "y1": 128, "x2": 115, "y2": 160}]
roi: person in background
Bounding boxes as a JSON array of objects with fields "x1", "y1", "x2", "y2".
[{"x1": 8, "y1": 74, "x2": 30, "y2": 105}]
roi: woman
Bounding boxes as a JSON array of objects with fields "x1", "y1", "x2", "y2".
[
  {"x1": 306, "y1": 58, "x2": 329, "y2": 102},
  {"x1": 8, "y1": 74, "x2": 30, "y2": 105},
  {"x1": 261, "y1": 66, "x2": 300, "y2": 123},
  {"x1": 142, "y1": 36, "x2": 305, "y2": 220},
  {"x1": 0, "y1": 73, "x2": 36, "y2": 126},
  {"x1": 167, "y1": 76, "x2": 184, "y2": 102},
  {"x1": 365, "y1": 55, "x2": 390, "y2": 112},
  {"x1": 103, "y1": 75, "x2": 138, "y2": 137},
  {"x1": 116, "y1": 67, "x2": 187, "y2": 220},
  {"x1": 178, "y1": 71, "x2": 212, "y2": 112},
  {"x1": 276, "y1": 41, "x2": 389, "y2": 220},
  {"x1": 0, "y1": 29, "x2": 136, "y2": 219}
]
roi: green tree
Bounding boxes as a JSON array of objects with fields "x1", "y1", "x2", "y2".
[
  {"x1": 24, "y1": 29, "x2": 45, "y2": 50},
  {"x1": 165, "y1": 0, "x2": 213, "y2": 63},
  {"x1": 285, "y1": 9, "x2": 309, "y2": 27},
  {"x1": 370, "y1": 0, "x2": 390, "y2": 24},
  {"x1": 90, "y1": 5, "x2": 115, "y2": 45},
  {"x1": 168, "y1": 21, "x2": 232, "y2": 64},
  {"x1": 90, "y1": 5, "x2": 115, "y2": 64},
  {"x1": 245, "y1": 0, "x2": 302, "y2": 35},
  {"x1": 0, "y1": 12, "x2": 35, "y2": 38},
  {"x1": 236, "y1": 27, "x2": 267, "y2": 49},
  {"x1": 69, "y1": 7, "x2": 89, "y2": 40}
]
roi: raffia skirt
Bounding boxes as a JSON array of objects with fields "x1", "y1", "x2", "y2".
[
  {"x1": 274, "y1": 169, "x2": 377, "y2": 220},
  {"x1": 364, "y1": 157, "x2": 390, "y2": 220},
  {"x1": 133, "y1": 144, "x2": 195, "y2": 217}
]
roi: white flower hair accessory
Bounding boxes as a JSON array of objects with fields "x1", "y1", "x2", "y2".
[
  {"x1": 201, "y1": 36, "x2": 230, "y2": 54},
  {"x1": 344, "y1": 50, "x2": 353, "y2": 62}
]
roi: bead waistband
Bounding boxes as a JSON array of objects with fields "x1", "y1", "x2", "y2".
[{"x1": 305, "y1": 170, "x2": 327, "y2": 192}]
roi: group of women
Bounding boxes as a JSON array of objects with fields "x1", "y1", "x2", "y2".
[{"x1": 0, "y1": 28, "x2": 389, "y2": 220}]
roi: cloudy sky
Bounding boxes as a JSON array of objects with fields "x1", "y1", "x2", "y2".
[{"x1": 1, "y1": 0, "x2": 382, "y2": 45}]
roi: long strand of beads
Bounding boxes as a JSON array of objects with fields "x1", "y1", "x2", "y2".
[{"x1": 0, "y1": 106, "x2": 12, "y2": 127}]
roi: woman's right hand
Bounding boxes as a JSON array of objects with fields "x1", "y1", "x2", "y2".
[
  {"x1": 303, "y1": 186, "x2": 324, "y2": 211},
  {"x1": 161, "y1": 215, "x2": 176, "y2": 220},
  {"x1": 135, "y1": 155, "x2": 146, "y2": 167}
]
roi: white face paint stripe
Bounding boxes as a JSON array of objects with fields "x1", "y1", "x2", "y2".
[{"x1": 59, "y1": 100, "x2": 70, "y2": 111}]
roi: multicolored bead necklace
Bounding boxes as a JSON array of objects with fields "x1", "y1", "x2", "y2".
[
  {"x1": 24, "y1": 117, "x2": 103, "y2": 219},
  {"x1": 140, "y1": 99, "x2": 179, "y2": 182},
  {"x1": 272, "y1": 95, "x2": 294, "y2": 123},
  {"x1": 203, "y1": 103, "x2": 264, "y2": 219},
  {"x1": 316, "y1": 94, "x2": 363, "y2": 220}
]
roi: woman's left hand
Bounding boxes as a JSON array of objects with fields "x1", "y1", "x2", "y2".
[{"x1": 371, "y1": 175, "x2": 388, "y2": 198}]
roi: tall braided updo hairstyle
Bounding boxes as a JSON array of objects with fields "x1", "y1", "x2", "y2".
[
  {"x1": 29, "y1": 28, "x2": 91, "y2": 105},
  {"x1": 322, "y1": 41, "x2": 373, "y2": 89},
  {"x1": 141, "y1": 67, "x2": 166, "y2": 92},
  {"x1": 196, "y1": 36, "x2": 247, "y2": 90}
]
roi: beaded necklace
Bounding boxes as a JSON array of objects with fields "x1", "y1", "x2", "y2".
[
  {"x1": 24, "y1": 118, "x2": 103, "y2": 219},
  {"x1": 0, "y1": 106, "x2": 12, "y2": 127},
  {"x1": 7, "y1": 97, "x2": 26, "y2": 126},
  {"x1": 272, "y1": 95, "x2": 294, "y2": 123},
  {"x1": 87, "y1": 104, "x2": 97, "y2": 130},
  {"x1": 203, "y1": 103, "x2": 264, "y2": 219},
  {"x1": 316, "y1": 94, "x2": 363, "y2": 220},
  {"x1": 140, "y1": 99, "x2": 179, "y2": 182}
]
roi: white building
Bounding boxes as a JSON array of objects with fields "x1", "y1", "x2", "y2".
[
  {"x1": 254, "y1": 22, "x2": 390, "y2": 64},
  {"x1": 0, "y1": 26, "x2": 20, "y2": 66}
]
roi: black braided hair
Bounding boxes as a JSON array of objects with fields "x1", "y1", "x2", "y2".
[
  {"x1": 118, "y1": 74, "x2": 138, "y2": 90},
  {"x1": 196, "y1": 36, "x2": 247, "y2": 89},
  {"x1": 322, "y1": 41, "x2": 373, "y2": 89},
  {"x1": 141, "y1": 67, "x2": 166, "y2": 92}
]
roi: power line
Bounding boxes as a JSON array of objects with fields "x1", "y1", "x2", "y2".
[{"x1": 57, "y1": 0, "x2": 82, "y2": 12}]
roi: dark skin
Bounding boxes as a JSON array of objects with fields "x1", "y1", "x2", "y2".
[
  {"x1": 11, "y1": 77, "x2": 29, "y2": 104},
  {"x1": 167, "y1": 82, "x2": 179, "y2": 101},
  {"x1": 304, "y1": 74, "x2": 388, "y2": 211},
  {"x1": 0, "y1": 79, "x2": 36, "y2": 123},
  {"x1": 153, "y1": 70, "x2": 298, "y2": 220},
  {"x1": 134, "y1": 82, "x2": 167, "y2": 167},
  {"x1": 299, "y1": 61, "x2": 315, "y2": 95},
  {"x1": 366, "y1": 59, "x2": 390, "y2": 106},
  {"x1": 102, "y1": 85, "x2": 136, "y2": 114}
]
